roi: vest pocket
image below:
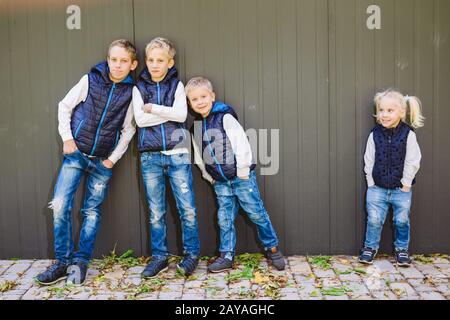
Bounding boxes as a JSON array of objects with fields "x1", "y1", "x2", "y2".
[
  {"x1": 113, "y1": 130, "x2": 120, "y2": 149},
  {"x1": 139, "y1": 128, "x2": 146, "y2": 149},
  {"x1": 74, "y1": 119, "x2": 85, "y2": 138}
]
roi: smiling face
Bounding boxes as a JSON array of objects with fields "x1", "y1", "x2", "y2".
[
  {"x1": 107, "y1": 46, "x2": 138, "y2": 83},
  {"x1": 377, "y1": 97, "x2": 405, "y2": 129},
  {"x1": 145, "y1": 47, "x2": 174, "y2": 82},
  {"x1": 187, "y1": 86, "x2": 216, "y2": 118}
]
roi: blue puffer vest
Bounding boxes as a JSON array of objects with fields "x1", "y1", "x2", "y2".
[
  {"x1": 70, "y1": 61, "x2": 134, "y2": 157},
  {"x1": 372, "y1": 121, "x2": 415, "y2": 189},
  {"x1": 136, "y1": 67, "x2": 187, "y2": 152},
  {"x1": 198, "y1": 101, "x2": 256, "y2": 182}
]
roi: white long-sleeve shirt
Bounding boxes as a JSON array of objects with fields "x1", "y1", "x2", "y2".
[
  {"x1": 57, "y1": 75, "x2": 136, "y2": 164},
  {"x1": 192, "y1": 114, "x2": 254, "y2": 184},
  {"x1": 132, "y1": 82, "x2": 189, "y2": 155},
  {"x1": 364, "y1": 131, "x2": 422, "y2": 188}
]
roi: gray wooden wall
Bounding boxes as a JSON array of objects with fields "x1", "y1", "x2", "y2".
[{"x1": 0, "y1": 0, "x2": 449, "y2": 259}]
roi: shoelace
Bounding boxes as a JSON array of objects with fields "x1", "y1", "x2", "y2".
[
  {"x1": 47, "y1": 263, "x2": 64, "y2": 273},
  {"x1": 362, "y1": 250, "x2": 374, "y2": 257},
  {"x1": 180, "y1": 258, "x2": 197, "y2": 270},
  {"x1": 397, "y1": 252, "x2": 409, "y2": 258}
]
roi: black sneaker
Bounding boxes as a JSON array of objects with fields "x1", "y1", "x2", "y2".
[
  {"x1": 207, "y1": 254, "x2": 233, "y2": 273},
  {"x1": 66, "y1": 261, "x2": 88, "y2": 286},
  {"x1": 395, "y1": 249, "x2": 412, "y2": 267},
  {"x1": 358, "y1": 247, "x2": 377, "y2": 264},
  {"x1": 265, "y1": 247, "x2": 286, "y2": 271},
  {"x1": 177, "y1": 255, "x2": 199, "y2": 276},
  {"x1": 141, "y1": 258, "x2": 169, "y2": 278},
  {"x1": 34, "y1": 261, "x2": 68, "y2": 285}
]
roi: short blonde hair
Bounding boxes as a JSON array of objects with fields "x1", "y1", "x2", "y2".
[
  {"x1": 107, "y1": 39, "x2": 137, "y2": 61},
  {"x1": 145, "y1": 37, "x2": 176, "y2": 59},
  {"x1": 185, "y1": 77, "x2": 214, "y2": 96},
  {"x1": 374, "y1": 89, "x2": 425, "y2": 129}
]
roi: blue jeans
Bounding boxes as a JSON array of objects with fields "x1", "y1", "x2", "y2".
[
  {"x1": 50, "y1": 149, "x2": 113, "y2": 265},
  {"x1": 364, "y1": 185, "x2": 412, "y2": 251},
  {"x1": 213, "y1": 171, "x2": 279, "y2": 260},
  {"x1": 140, "y1": 152, "x2": 200, "y2": 259}
]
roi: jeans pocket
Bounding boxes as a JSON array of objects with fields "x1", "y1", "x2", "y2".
[
  {"x1": 63, "y1": 149, "x2": 79, "y2": 157},
  {"x1": 98, "y1": 160, "x2": 113, "y2": 172}
]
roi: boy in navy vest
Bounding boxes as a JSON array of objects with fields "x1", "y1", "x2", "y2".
[
  {"x1": 133, "y1": 37, "x2": 200, "y2": 277},
  {"x1": 35, "y1": 40, "x2": 138, "y2": 286},
  {"x1": 186, "y1": 77, "x2": 285, "y2": 273},
  {"x1": 359, "y1": 89, "x2": 425, "y2": 267}
]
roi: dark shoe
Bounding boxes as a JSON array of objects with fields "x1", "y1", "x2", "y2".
[
  {"x1": 207, "y1": 254, "x2": 233, "y2": 273},
  {"x1": 141, "y1": 258, "x2": 169, "y2": 278},
  {"x1": 34, "y1": 261, "x2": 68, "y2": 285},
  {"x1": 266, "y1": 247, "x2": 286, "y2": 271},
  {"x1": 395, "y1": 249, "x2": 412, "y2": 267},
  {"x1": 66, "y1": 261, "x2": 88, "y2": 286},
  {"x1": 358, "y1": 247, "x2": 377, "y2": 264},
  {"x1": 177, "y1": 255, "x2": 199, "y2": 276}
]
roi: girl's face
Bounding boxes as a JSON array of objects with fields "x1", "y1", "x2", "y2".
[{"x1": 378, "y1": 97, "x2": 405, "y2": 129}]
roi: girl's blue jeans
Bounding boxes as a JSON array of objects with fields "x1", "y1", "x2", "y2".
[{"x1": 364, "y1": 185, "x2": 412, "y2": 251}]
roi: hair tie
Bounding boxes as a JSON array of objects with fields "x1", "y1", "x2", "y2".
[{"x1": 405, "y1": 95, "x2": 410, "y2": 102}]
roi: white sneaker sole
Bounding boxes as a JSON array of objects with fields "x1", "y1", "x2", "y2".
[{"x1": 34, "y1": 276, "x2": 67, "y2": 286}]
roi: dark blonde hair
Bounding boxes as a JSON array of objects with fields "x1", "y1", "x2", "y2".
[
  {"x1": 145, "y1": 37, "x2": 176, "y2": 59},
  {"x1": 107, "y1": 39, "x2": 137, "y2": 61},
  {"x1": 374, "y1": 89, "x2": 425, "y2": 129}
]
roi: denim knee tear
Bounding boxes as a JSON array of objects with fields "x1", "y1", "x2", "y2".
[
  {"x1": 85, "y1": 210, "x2": 98, "y2": 221},
  {"x1": 48, "y1": 197, "x2": 64, "y2": 217},
  {"x1": 180, "y1": 182, "x2": 189, "y2": 194},
  {"x1": 93, "y1": 182, "x2": 105, "y2": 194}
]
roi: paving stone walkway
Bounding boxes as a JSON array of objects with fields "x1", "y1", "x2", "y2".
[{"x1": 0, "y1": 254, "x2": 448, "y2": 300}]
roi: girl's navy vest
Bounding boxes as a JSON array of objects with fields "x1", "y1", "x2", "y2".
[
  {"x1": 136, "y1": 67, "x2": 188, "y2": 153},
  {"x1": 197, "y1": 101, "x2": 256, "y2": 182},
  {"x1": 372, "y1": 122, "x2": 415, "y2": 189},
  {"x1": 70, "y1": 61, "x2": 134, "y2": 157}
]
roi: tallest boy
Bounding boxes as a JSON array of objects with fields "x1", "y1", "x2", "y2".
[{"x1": 36, "y1": 39, "x2": 138, "y2": 286}]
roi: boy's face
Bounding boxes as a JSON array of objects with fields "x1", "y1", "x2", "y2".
[
  {"x1": 146, "y1": 48, "x2": 174, "y2": 82},
  {"x1": 187, "y1": 87, "x2": 215, "y2": 118},
  {"x1": 107, "y1": 46, "x2": 138, "y2": 83}
]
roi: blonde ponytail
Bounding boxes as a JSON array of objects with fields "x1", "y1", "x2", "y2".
[{"x1": 406, "y1": 96, "x2": 425, "y2": 129}]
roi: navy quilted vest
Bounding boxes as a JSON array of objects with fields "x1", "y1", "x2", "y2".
[
  {"x1": 372, "y1": 122, "x2": 414, "y2": 189},
  {"x1": 70, "y1": 61, "x2": 134, "y2": 157},
  {"x1": 136, "y1": 67, "x2": 188, "y2": 152},
  {"x1": 197, "y1": 101, "x2": 256, "y2": 182}
]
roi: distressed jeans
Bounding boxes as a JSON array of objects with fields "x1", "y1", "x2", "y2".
[
  {"x1": 50, "y1": 149, "x2": 112, "y2": 265},
  {"x1": 140, "y1": 151, "x2": 200, "y2": 259},
  {"x1": 213, "y1": 170, "x2": 279, "y2": 260},
  {"x1": 364, "y1": 185, "x2": 412, "y2": 251}
]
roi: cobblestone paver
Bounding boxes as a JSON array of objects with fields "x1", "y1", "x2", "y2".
[{"x1": 0, "y1": 254, "x2": 448, "y2": 300}]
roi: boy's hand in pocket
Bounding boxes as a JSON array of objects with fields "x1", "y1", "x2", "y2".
[
  {"x1": 63, "y1": 139, "x2": 78, "y2": 154},
  {"x1": 102, "y1": 159, "x2": 114, "y2": 169},
  {"x1": 401, "y1": 185, "x2": 411, "y2": 192}
]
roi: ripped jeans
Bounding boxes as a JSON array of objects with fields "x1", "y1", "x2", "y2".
[
  {"x1": 364, "y1": 185, "x2": 413, "y2": 251},
  {"x1": 50, "y1": 149, "x2": 112, "y2": 265},
  {"x1": 213, "y1": 170, "x2": 279, "y2": 260},
  {"x1": 140, "y1": 151, "x2": 200, "y2": 259}
]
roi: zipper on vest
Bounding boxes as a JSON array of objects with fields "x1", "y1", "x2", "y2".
[
  {"x1": 90, "y1": 83, "x2": 116, "y2": 155},
  {"x1": 157, "y1": 82, "x2": 166, "y2": 151},
  {"x1": 74, "y1": 119, "x2": 85, "y2": 139},
  {"x1": 203, "y1": 118, "x2": 228, "y2": 181},
  {"x1": 388, "y1": 134, "x2": 392, "y2": 187}
]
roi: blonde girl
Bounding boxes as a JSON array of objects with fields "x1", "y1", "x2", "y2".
[{"x1": 359, "y1": 89, "x2": 425, "y2": 267}]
